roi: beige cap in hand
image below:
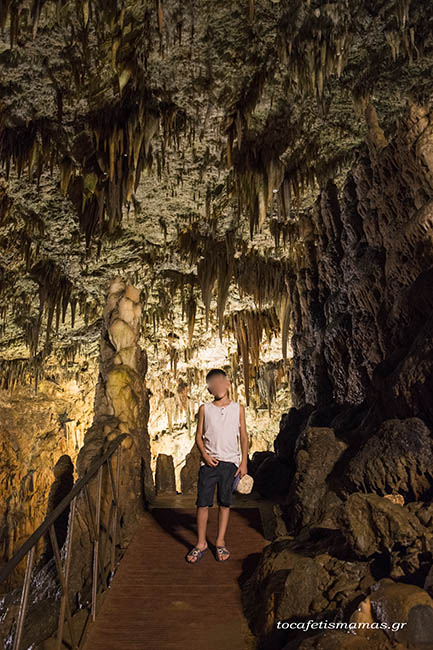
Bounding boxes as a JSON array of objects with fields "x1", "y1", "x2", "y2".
[{"x1": 236, "y1": 474, "x2": 254, "y2": 494}]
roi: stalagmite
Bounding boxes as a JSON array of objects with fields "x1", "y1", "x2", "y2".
[{"x1": 38, "y1": 275, "x2": 155, "y2": 634}]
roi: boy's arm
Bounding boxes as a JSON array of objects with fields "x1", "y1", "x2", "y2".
[
  {"x1": 239, "y1": 404, "x2": 248, "y2": 477},
  {"x1": 195, "y1": 404, "x2": 219, "y2": 467}
]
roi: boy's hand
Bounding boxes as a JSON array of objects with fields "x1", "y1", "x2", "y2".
[
  {"x1": 235, "y1": 461, "x2": 248, "y2": 478},
  {"x1": 204, "y1": 454, "x2": 219, "y2": 467}
]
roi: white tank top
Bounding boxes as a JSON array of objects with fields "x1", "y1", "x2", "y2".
[{"x1": 200, "y1": 401, "x2": 241, "y2": 467}]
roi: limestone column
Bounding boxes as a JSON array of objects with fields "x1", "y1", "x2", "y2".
[{"x1": 67, "y1": 276, "x2": 155, "y2": 604}]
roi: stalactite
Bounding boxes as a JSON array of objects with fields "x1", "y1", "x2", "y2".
[
  {"x1": 1, "y1": 0, "x2": 121, "y2": 50},
  {"x1": 163, "y1": 388, "x2": 176, "y2": 434},
  {"x1": 60, "y1": 340, "x2": 82, "y2": 365},
  {"x1": 227, "y1": 138, "x2": 232, "y2": 169},
  {"x1": 237, "y1": 162, "x2": 283, "y2": 239},
  {"x1": 257, "y1": 359, "x2": 287, "y2": 414},
  {"x1": 197, "y1": 253, "x2": 217, "y2": 331},
  {"x1": 278, "y1": 291, "x2": 291, "y2": 363},
  {"x1": 0, "y1": 354, "x2": 44, "y2": 392},
  {"x1": 82, "y1": 0, "x2": 90, "y2": 27},
  {"x1": 1, "y1": 0, "x2": 20, "y2": 49},
  {"x1": 180, "y1": 227, "x2": 290, "y2": 376},
  {"x1": 231, "y1": 312, "x2": 250, "y2": 406},
  {"x1": 27, "y1": 259, "x2": 77, "y2": 360},
  {"x1": 62, "y1": 96, "x2": 162, "y2": 247},
  {"x1": 169, "y1": 346, "x2": 178, "y2": 379},
  {"x1": 225, "y1": 308, "x2": 281, "y2": 407},
  {"x1": 185, "y1": 291, "x2": 196, "y2": 346},
  {"x1": 0, "y1": 182, "x2": 12, "y2": 225},
  {"x1": 216, "y1": 230, "x2": 235, "y2": 341},
  {"x1": 270, "y1": 215, "x2": 298, "y2": 252},
  {"x1": 383, "y1": 0, "x2": 419, "y2": 63},
  {"x1": 224, "y1": 64, "x2": 269, "y2": 165},
  {"x1": 278, "y1": 1, "x2": 355, "y2": 99},
  {"x1": 0, "y1": 119, "x2": 56, "y2": 187},
  {"x1": 235, "y1": 252, "x2": 291, "y2": 311},
  {"x1": 229, "y1": 351, "x2": 240, "y2": 402},
  {"x1": 0, "y1": 14, "x2": 187, "y2": 249},
  {"x1": 231, "y1": 153, "x2": 285, "y2": 238}
]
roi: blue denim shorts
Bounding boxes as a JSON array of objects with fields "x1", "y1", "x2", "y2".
[{"x1": 195, "y1": 460, "x2": 238, "y2": 507}]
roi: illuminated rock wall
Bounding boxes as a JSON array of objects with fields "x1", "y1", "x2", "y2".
[{"x1": 0, "y1": 367, "x2": 96, "y2": 589}]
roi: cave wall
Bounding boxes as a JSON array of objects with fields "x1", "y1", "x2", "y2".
[
  {"x1": 289, "y1": 100, "x2": 433, "y2": 430},
  {"x1": 246, "y1": 101, "x2": 433, "y2": 650},
  {"x1": 0, "y1": 365, "x2": 97, "y2": 589},
  {"x1": 0, "y1": 277, "x2": 155, "y2": 648}
]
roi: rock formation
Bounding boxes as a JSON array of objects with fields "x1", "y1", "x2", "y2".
[
  {"x1": 0, "y1": 278, "x2": 154, "y2": 648},
  {"x1": 155, "y1": 453, "x2": 177, "y2": 495},
  {"x1": 0, "y1": 365, "x2": 97, "y2": 590},
  {"x1": 241, "y1": 105, "x2": 433, "y2": 649}
]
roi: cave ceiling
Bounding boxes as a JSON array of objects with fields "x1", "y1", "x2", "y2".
[{"x1": 0, "y1": 0, "x2": 432, "y2": 406}]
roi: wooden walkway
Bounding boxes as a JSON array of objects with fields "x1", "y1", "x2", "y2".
[{"x1": 83, "y1": 504, "x2": 268, "y2": 650}]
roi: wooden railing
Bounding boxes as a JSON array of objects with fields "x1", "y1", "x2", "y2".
[{"x1": 0, "y1": 433, "x2": 127, "y2": 650}]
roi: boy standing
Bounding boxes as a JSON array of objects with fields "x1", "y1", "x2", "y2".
[{"x1": 186, "y1": 368, "x2": 248, "y2": 563}]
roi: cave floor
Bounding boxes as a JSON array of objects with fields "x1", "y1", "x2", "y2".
[
  {"x1": 83, "y1": 492, "x2": 275, "y2": 649},
  {"x1": 147, "y1": 489, "x2": 278, "y2": 540}
]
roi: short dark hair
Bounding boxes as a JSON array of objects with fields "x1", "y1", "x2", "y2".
[{"x1": 206, "y1": 368, "x2": 227, "y2": 382}]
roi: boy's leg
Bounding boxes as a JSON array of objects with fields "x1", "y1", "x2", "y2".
[
  {"x1": 216, "y1": 505, "x2": 230, "y2": 548},
  {"x1": 187, "y1": 506, "x2": 209, "y2": 563},
  {"x1": 197, "y1": 506, "x2": 209, "y2": 548},
  {"x1": 215, "y1": 462, "x2": 238, "y2": 555},
  {"x1": 187, "y1": 465, "x2": 217, "y2": 562}
]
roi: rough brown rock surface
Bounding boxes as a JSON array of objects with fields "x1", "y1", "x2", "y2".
[
  {"x1": 241, "y1": 106, "x2": 433, "y2": 649},
  {"x1": 289, "y1": 104, "x2": 433, "y2": 432},
  {"x1": 343, "y1": 418, "x2": 433, "y2": 500}
]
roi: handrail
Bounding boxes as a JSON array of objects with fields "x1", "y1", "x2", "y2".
[{"x1": 0, "y1": 432, "x2": 128, "y2": 650}]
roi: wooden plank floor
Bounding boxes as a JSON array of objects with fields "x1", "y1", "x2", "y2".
[{"x1": 83, "y1": 507, "x2": 267, "y2": 650}]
